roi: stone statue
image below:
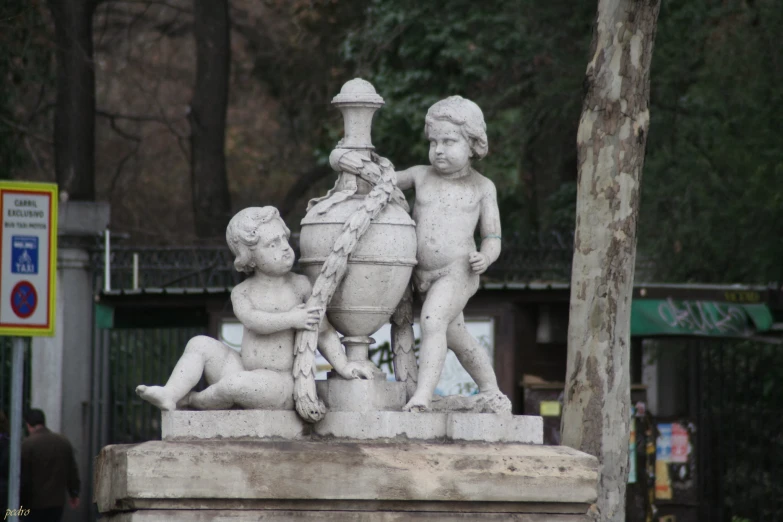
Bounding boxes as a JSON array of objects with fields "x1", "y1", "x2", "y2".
[
  {"x1": 396, "y1": 96, "x2": 510, "y2": 413},
  {"x1": 99, "y1": 79, "x2": 595, "y2": 522},
  {"x1": 326, "y1": 94, "x2": 512, "y2": 414},
  {"x1": 136, "y1": 206, "x2": 374, "y2": 411}
]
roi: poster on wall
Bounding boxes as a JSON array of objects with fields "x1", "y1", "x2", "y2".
[
  {"x1": 656, "y1": 423, "x2": 672, "y2": 463},
  {"x1": 670, "y1": 423, "x2": 690, "y2": 464}
]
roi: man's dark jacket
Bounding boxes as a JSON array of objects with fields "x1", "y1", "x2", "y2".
[{"x1": 21, "y1": 427, "x2": 80, "y2": 509}]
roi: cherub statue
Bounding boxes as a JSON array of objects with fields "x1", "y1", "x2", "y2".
[
  {"x1": 395, "y1": 96, "x2": 511, "y2": 413},
  {"x1": 136, "y1": 206, "x2": 373, "y2": 411},
  {"x1": 331, "y1": 96, "x2": 512, "y2": 414}
]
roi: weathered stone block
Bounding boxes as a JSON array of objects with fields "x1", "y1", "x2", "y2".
[
  {"x1": 96, "y1": 440, "x2": 598, "y2": 516},
  {"x1": 162, "y1": 410, "x2": 308, "y2": 441},
  {"x1": 446, "y1": 412, "x2": 543, "y2": 443},
  {"x1": 161, "y1": 410, "x2": 543, "y2": 444},
  {"x1": 315, "y1": 376, "x2": 407, "y2": 412},
  {"x1": 314, "y1": 411, "x2": 543, "y2": 444}
]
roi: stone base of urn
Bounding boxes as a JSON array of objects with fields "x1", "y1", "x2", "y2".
[{"x1": 95, "y1": 409, "x2": 598, "y2": 521}]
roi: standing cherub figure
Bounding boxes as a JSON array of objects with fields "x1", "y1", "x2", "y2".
[
  {"x1": 395, "y1": 96, "x2": 511, "y2": 413},
  {"x1": 136, "y1": 206, "x2": 372, "y2": 411}
]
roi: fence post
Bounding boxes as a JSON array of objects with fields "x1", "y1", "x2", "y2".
[{"x1": 6, "y1": 337, "x2": 25, "y2": 520}]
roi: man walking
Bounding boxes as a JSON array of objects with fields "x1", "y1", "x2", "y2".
[{"x1": 20, "y1": 410, "x2": 80, "y2": 522}]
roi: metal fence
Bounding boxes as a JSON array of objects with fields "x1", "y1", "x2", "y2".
[
  {"x1": 92, "y1": 326, "x2": 206, "y2": 446},
  {"x1": 90, "y1": 230, "x2": 658, "y2": 292},
  {"x1": 696, "y1": 339, "x2": 783, "y2": 521},
  {"x1": 92, "y1": 245, "x2": 241, "y2": 291}
]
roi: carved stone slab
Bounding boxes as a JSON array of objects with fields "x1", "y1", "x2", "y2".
[
  {"x1": 315, "y1": 411, "x2": 543, "y2": 443},
  {"x1": 96, "y1": 440, "x2": 598, "y2": 518},
  {"x1": 161, "y1": 410, "x2": 543, "y2": 444}
]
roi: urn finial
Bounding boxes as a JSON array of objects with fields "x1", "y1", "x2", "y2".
[{"x1": 332, "y1": 78, "x2": 385, "y2": 150}]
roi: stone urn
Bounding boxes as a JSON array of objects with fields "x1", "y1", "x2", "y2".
[{"x1": 299, "y1": 79, "x2": 417, "y2": 369}]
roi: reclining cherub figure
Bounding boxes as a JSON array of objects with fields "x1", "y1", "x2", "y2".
[{"x1": 136, "y1": 206, "x2": 373, "y2": 411}]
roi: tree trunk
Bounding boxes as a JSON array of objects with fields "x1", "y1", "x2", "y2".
[
  {"x1": 561, "y1": 1, "x2": 660, "y2": 520},
  {"x1": 190, "y1": 0, "x2": 232, "y2": 239},
  {"x1": 48, "y1": 0, "x2": 97, "y2": 201}
]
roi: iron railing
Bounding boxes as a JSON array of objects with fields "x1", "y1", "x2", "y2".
[
  {"x1": 94, "y1": 326, "x2": 207, "y2": 445},
  {"x1": 696, "y1": 339, "x2": 783, "y2": 521},
  {"x1": 90, "y1": 231, "x2": 656, "y2": 291}
]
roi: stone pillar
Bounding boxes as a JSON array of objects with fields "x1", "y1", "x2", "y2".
[{"x1": 31, "y1": 201, "x2": 110, "y2": 522}]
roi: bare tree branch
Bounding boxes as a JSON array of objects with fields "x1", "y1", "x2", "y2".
[
  {"x1": 109, "y1": 139, "x2": 142, "y2": 195},
  {"x1": 24, "y1": 136, "x2": 46, "y2": 175},
  {"x1": 111, "y1": 0, "x2": 192, "y2": 15},
  {"x1": 0, "y1": 114, "x2": 53, "y2": 144},
  {"x1": 97, "y1": 108, "x2": 170, "y2": 125},
  {"x1": 96, "y1": 109, "x2": 144, "y2": 140}
]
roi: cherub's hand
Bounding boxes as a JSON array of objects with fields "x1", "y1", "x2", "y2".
[
  {"x1": 289, "y1": 304, "x2": 322, "y2": 331},
  {"x1": 336, "y1": 360, "x2": 377, "y2": 380},
  {"x1": 469, "y1": 252, "x2": 490, "y2": 274}
]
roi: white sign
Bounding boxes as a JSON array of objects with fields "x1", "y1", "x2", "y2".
[{"x1": 0, "y1": 181, "x2": 58, "y2": 336}]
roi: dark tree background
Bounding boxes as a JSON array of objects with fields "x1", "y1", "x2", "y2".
[
  {"x1": 189, "y1": 0, "x2": 231, "y2": 239},
  {"x1": 2, "y1": 0, "x2": 781, "y2": 282},
  {"x1": 47, "y1": 0, "x2": 98, "y2": 201}
]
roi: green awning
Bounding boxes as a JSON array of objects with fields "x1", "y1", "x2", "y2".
[{"x1": 631, "y1": 299, "x2": 773, "y2": 337}]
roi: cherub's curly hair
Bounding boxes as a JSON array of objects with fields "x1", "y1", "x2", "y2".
[
  {"x1": 424, "y1": 96, "x2": 488, "y2": 159},
  {"x1": 226, "y1": 207, "x2": 290, "y2": 273}
]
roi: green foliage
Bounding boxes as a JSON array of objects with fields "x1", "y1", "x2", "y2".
[
  {"x1": 342, "y1": 0, "x2": 783, "y2": 284},
  {"x1": 340, "y1": 0, "x2": 594, "y2": 234},
  {"x1": 639, "y1": 0, "x2": 783, "y2": 283}
]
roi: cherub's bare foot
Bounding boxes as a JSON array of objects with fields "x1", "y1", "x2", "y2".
[
  {"x1": 475, "y1": 389, "x2": 512, "y2": 414},
  {"x1": 136, "y1": 385, "x2": 177, "y2": 411},
  {"x1": 428, "y1": 389, "x2": 512, "y2": 413},
  {"x1": 402, "y1": 394, "x2": 431, "y2": 413}
]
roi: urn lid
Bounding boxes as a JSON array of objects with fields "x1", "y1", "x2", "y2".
[{"x1": 332, "y1": 78, "x2": 385, "y2": 106}]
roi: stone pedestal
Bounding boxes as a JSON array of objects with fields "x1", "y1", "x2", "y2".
[
  {"x1": 97, "y1": 440, "x2": 597, "y2": 521},
  {"x1": 96, "y1": 410, "x2": 597, "y2": 521}
]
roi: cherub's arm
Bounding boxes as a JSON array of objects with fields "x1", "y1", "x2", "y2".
[
  {"x1": 395, "y1": 165, "x2": 427, "y2": 191},
  {"x1": 231, "y1": 286, "x2": 320, "y2": 335},
  {"x1": 289, "y1": 274, "x2": 374, "y2": 379},
  {"x1": 394, "y1": 167, "x2": 415, "y2": 191},
  {"x1": 469, "y1": 180, "x2": 502, "y2": 274}
]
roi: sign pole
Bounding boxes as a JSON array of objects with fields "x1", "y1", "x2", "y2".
[
  {"x1": 7, "y1": 336, "x2": 25, "y2": 520},
  {"x1": 0, "y1": 181, "x2": 58, "y2": 520}
]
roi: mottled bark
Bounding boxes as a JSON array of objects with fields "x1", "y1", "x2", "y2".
[
  {"x1": 48, "y1": 0, "x2": 98, "y2": 201},
  {"x1": 189, "y1": 0, "x2": 232, "y2": 239},
  {"x1": 561, "y1": 0, "x2": 660, "y2": 520}
]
